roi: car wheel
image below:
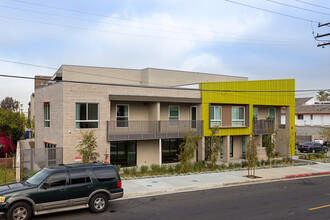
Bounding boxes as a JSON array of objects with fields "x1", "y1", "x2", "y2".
[
  {"x1": 6, "y1": 202, "x2": 32, "y2": 220},
  {"x1": 89, "y1": 193, "x2": 108, "y2": 213}
]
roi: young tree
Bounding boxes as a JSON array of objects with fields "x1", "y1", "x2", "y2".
[
  {"x1": 0, "y1": 108, "x2": 25, "y2": 145},
  {"x1": 316, "y1": 90, "x2": 330, "y2": 101},
  {"x1": 178, "y1": 130, "x2": 201, "y2": 172},
  {"x1": 76, "y1": 131, "x2": 99, "y2": 163},
  {"x1": 247, "y1": 135, "x2": 259, "y2": 177},
  {"x1": 263, "y1": 128, "x2": 277, "y2": 164},
  {"x1": 0, "y1": 97, "x2": 19, "y2": 112},
  {"x1": 205, "y1": 126, "x2": 222, "y2": 170}
]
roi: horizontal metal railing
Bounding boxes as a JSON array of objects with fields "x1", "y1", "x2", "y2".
[
  {"x1": 252, "y1": 119, "x2": 275, "y2": 135},
  {"x1": 107, "y1": 120, "x2": 203, "y2": 141}
]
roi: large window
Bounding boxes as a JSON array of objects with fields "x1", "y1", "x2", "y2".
[
  {"x1": 76, "y1": 103, "x2": 99, "y2": 129},
  {"x1": 253, "y1": 107, "x2": 258, "y2": 120},
  {"x1": 47, "y1": 172, "x2": 67, "y2": 188},
  {"x1": 268, "y1": 108, "x2": 275, "y2": 119},
  {"x1": 297, "y1": 115, "x2": 303, "y2": 120},
  {"x1": 162, "y1": 138, "x2": 183, "y2": 163},
  {"x1": 44, "y1": 103, "x2": 50, "y2": 127},
  {"x1": 169, "y1": 105, "x2": 179, "y2": 126},
  {"x1": 116, "y1": 104, "x2": 129, "y2": 127},
  {"x1": 110, "y1": 141, "x2": 136, "y2": 167},
  {"x1": 210, "y1": 106, "x2": 221, "y2": 127},
  {"x1": 232, "y1": 106, "x2": 245, "y2": 126}
]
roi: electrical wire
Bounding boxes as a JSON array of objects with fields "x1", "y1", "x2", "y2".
[
  {"x1": 265, "y1": 0, "x2": 330, "y2": 16},
  {"x1": 294, "y1": 0, "x2": 330, "y2": 11},
  {"x1": 0, "y1": 73, "x2": 328, "y2": 93},
  {"x1": 223, "y1": 0, "x2": 319, "y2": 23}
]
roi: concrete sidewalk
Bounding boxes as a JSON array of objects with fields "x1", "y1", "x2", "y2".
[{"x1": 122, "y1": 161, "x2": 330, "y2": 199}]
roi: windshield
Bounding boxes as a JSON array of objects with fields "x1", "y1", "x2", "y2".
[{"x1": 26, "y1": 169, "x2": 50, "y2": 185}]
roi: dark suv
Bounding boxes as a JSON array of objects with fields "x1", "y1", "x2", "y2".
[{"x1": 0, "y1": 163, "x2": 123, "y2": 220}]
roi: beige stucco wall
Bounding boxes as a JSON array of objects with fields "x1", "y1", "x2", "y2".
[
  {"x1": 35, "y1": 83, "x2": 63, "y2": 149},
  {"x1": 232, "y1": 136, "x2": 243, "y2": 159},
  {"x1": 137, "y1": 140, "x2": 160, "y2": 166}
]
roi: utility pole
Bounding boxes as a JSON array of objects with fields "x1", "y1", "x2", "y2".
[{"x1": 315, "y1": 22, "x2": 330, "y2": 48}]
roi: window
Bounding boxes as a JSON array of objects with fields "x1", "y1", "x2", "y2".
[
  {"x1": 47, "y1": 172, "x2": 67, "y2": 188},
  {"x1": 93, "y1": 167, "x2": 117, "y2": 182},
  {"x1": 253, "y1": 107, "x2": 258, "y2": 120},
  {"x1": 44, "y1": 103, "x2": 50, "y2": 127},
  {"x1": 210, "y1": 106, "x2": 221, "y2": 127},
  {"x1": 162, "y1": 139, "x2": 183, "y2": 163},
  {"x1": 169, "y1": 105, "x2": 179, "y2": 126},
  {"x1": 76, "y1": 103, "x2": 99, "y2": 129},
  {"x1": 311, "y1": 114, "x2": 313, "y2": 120},
  {"x1": 110, "y1": 141, "x2": 136, "y2": 167},
  {"x1": 69, "y1": 169, "x2": 91, "y2": 185},
  {"x1": 44, "y1": 142, "x2": 56, "y2": 166},
  {"x1": 297, "y1": 115, "x2": 304, "y2": 120},
  {"x1": 268, "y1": 108, "x2": 275, "y2": 119},
  {"x1": 232, "y1": 106, "x2": 245, "y2": 126},
  {"x1": 116, "y1": 104, "x2": 129, "y2": 127}
]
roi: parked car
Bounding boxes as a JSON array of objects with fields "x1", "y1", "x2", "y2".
[
  {"x1": 298, "y1": 142, "x2": 328, "y2": 153},
  {"x1": 0, "y1": 163, "x2": 123, "y2": 220}
]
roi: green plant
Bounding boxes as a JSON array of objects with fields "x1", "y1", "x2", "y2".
[
  {"x1": 205, "y1": 126, "x2": 222, "y2": 171},
  {"x1": 167, "y1": 165, "x2": 174, "y2": 174},
  {"x1": 159, "y1": 165, "x2": 167, "y2": 174},
  {"x1": 23, "y1": 168, "x2": 38, "y2": 180},
  {"x1": 114, "y1": 164, "x2": 121, "y2": 172},
  {"x1": 174, "y1": 164, "x2": 182, "y2": 173},
  {"x1": 247, "y1": 135, "x2": 259, "y2": 177},
  {"x1": 263, "y1": 128, "x2": 277, "y2": 163},
  {"x1": 192, "y1": 161, "x2": 206, "y2": 172},
  {"x1": 178, "y1": 130, "x2": 201, "y2": 173},
  {"x1": 150, "y1": 164, "x2": 161, "y2": 175},
  {"x1": 76, "y1": 130, "x2": 99, "y2": 163},
  {"x1": 241, "y1": 161, "x2": 248, "y2": 167},
  {"x1": 123, "y1": 168, "x2": 130, "y2": 175},
  {"x1": 219, "y1": 163, "x2": 227, "y2": 170},
  {"x1": 130, "y1": 167, "x2": 137, "y2": 176},
  {"x1": 140, "y1": 165, "x2": 148, "y2": 173},
  {"x1": 227, "y1": 162, "x2": 234, "y2": 169},
  {"x1": 233, "y1": 163, "x2": 241, "y2": 168}
]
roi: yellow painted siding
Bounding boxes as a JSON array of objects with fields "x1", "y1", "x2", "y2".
[{"x1": 200, "y1": 79, "x2": 295, "y2": 155}]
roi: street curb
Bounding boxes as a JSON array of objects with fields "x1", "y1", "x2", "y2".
[{"x1": 285, "y1": 171, "x2": 330, "y2": 179}]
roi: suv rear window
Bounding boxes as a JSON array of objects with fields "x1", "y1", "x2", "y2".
[
  {"x1": 92, "y1": 167, "x2": 117, "y2": 182},
  {"x1": 69, "y1": 168, "x2": 91, "y2": 184}
]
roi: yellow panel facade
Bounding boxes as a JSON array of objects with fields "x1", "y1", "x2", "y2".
[{"x1": 200, "y1": 79, "x2": 295, "y2": 155}]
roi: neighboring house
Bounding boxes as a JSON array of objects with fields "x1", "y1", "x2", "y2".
[
  {"x1": 34, "y1": 65, "x2": 294, "y2": 166},
  {"x1": 282, "y1": 97, "x2": 330, "y2": 143}
]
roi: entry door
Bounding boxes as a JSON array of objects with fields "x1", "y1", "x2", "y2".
[{"x1": 191, "y1": 106, "x2": 197, "y2": 129}]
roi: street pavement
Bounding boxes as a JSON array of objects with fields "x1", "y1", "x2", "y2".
[{"x1": 123, "y1": 159, "x2": 330, "y2": 199}]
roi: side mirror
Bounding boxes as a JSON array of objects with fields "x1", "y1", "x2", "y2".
[{"x1": 42, "y1": 182, "x2": 50, "y2": 189}]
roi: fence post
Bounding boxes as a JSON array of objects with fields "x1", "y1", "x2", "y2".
[
  {"x1": 4, "y1": 153, "x2": 7, "y2": 185},
  {"x1": 21, "y1": 152, "x2": 24, "y2": 182}
]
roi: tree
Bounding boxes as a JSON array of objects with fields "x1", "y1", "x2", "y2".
[
  {"x1": 247, "y1": 135, "x2": 259, "y2": 178},
  {"x1": 0, "y1": 132, "x2": 16, "y2": 157},
  {"x1": 205, "y1": 126, "x2": 222, "y2": 170},
  {"x1": 0, "y1": 97, "x2": 19, "y2": 112},
  {"x1": 263, "y1": 128, "x2": 277, "y2": 164},
  {"x1": 76, "y1": 131, "x2": 99, "y2": 163},
  {"x1": 0, "y1": 108, "x2": 25, "y2": 145},
  {"x1": 319, "y1": 127, "x2": 330, "y2": 147},
  {"x1": 178, "y1": 130, "x2": 201, "y2": 172},
  {"x1": 316, "y1": 90, "x2": 330, "y2": 101}
]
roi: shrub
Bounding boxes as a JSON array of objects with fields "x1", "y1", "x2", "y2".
[
  {"x1": 192, "y1": 161, "x2": 205, "y2": 172},
  {"x1": 114, "y1": 164, "x2": 121, "y2": 172},
  {"x1": 167, "y1": 165, "x2": 174, "y2": 174},
  {"x1": 228, "y1": 162, "x2": 234, "y2": 169},
  {"x1": 174, "y1": 164, "x2": 182, "y2": 173},
  {"x1": 123, "y1": 168, "x2": 131, "y2": 175},
  {"x1": 233, "y1": 163, "x2": 241, "y2": 168},
  {"x1": 140, "y1": 165, "x2": 148, "y2": 173},
  {"x1": 130, "y1": 167, "x2": 137, "y2": 176},
  {"x1": 23, "y1": 168, "x2": 38, "y2": 180},
  {"x1": 241, "y1": 161, "x2": 248, "y2": 167},
  {"x1": 159, "y1": 165, "x2": 167, "y2": 174},
  {"x1": 219, "y1": 163, "x2": 227, "y2": 170},
  {"x1": 260, "y1": 159, "x2": 266, "y2": 165}
]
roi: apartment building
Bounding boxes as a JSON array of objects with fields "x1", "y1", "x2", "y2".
[
  {"x1": 34, "y1": 65, "x2": 295, "y2": 167},
  {"x1": 34, "y1": 65, "x2": 248, "y2": 166}
]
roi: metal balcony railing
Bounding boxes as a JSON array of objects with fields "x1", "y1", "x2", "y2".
[
  {"x1": 107, "y1": 120, "x2": 203, "y2": 141},
  {"x1": 252, "y1": 119, "x2": 275, "y2": 135}
]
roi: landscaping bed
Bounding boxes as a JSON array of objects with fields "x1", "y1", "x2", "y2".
[
  {"x1": 0, "y1": 168, "x2": 16, "y2": 185},
  {"x1": 118, "y1": 159, "x2": 315, "y2": 180},
  {"x1": 297, "y1": 152, "x2": 330, "y2": 162}
]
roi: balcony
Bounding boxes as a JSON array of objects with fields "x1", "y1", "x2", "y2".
[
  {"x1": 252, "y1": 119, "x2": 275, "y2": 135},
  {"x1": 107, "y1": 120, "x2": 203, "y2": 141}
]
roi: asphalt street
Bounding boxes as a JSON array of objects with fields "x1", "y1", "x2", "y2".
[{"x1": 1, "y1": 176, "x2": 329, "y2": 220}]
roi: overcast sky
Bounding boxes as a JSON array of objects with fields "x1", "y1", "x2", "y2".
[{"x1": 0, "y1": 0, "x2": 329, "y2": 111}]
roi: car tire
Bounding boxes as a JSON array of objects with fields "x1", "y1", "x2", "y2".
[
  {"x1": 6, "y1": 202, "x2": 32, "y2": 220},
  {"x1": 89, "y1": 193, "x2": 108, "y2": 213}
]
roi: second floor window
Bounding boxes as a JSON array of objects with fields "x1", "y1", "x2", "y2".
[
  {"x1": 44, "y1": 103, "x2": 50, "y2": 127},
  {"x1": 169, "y1": 105, "x2": 179, "y2": 126},
  {"x1": 116, "y1": 104, "x2": 129, "y2": 127},
  {"x1": 210, "y1": 106, "x2": 221, "y2": 127},
  {"x1": 232, "y1": 106, "x2": 245, "y2": 126},
  {"x1": 268, "y1": 108, "x2": 275, "y2": 119},
  {"x1": 76, "y1": 103, "x2": 99, "y2": 129},
  {"x1": 253, "y1": 107, "x2": 258, "y2": 120}
]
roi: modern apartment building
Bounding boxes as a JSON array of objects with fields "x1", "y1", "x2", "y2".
[{"x1": 34, "y1": 65, "x2": 295, "y2": 167}]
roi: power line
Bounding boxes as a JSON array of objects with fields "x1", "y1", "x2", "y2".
[
  {"x1": 224, "y1": 0, "x2": 319, "y2": 23},
  {"x1": 0, "y1": 73, "x2": 328, "y2": 93},
  {"x1": 265, "y1": 0, "x2": 330, "y2": 16},
  {"x1": 294, "y1": 0, "x2": 330, "y2": 11},
  {"x1": 0, "y1": 5, "x2": 313, "y2": 43},
  {"x1": 0, "y1": 15, "x2": 313, "y2": 46}
]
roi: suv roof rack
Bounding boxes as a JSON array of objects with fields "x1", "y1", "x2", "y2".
[{"x1": 56, "y1": 163, "x2": 111, "y2": 168}]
